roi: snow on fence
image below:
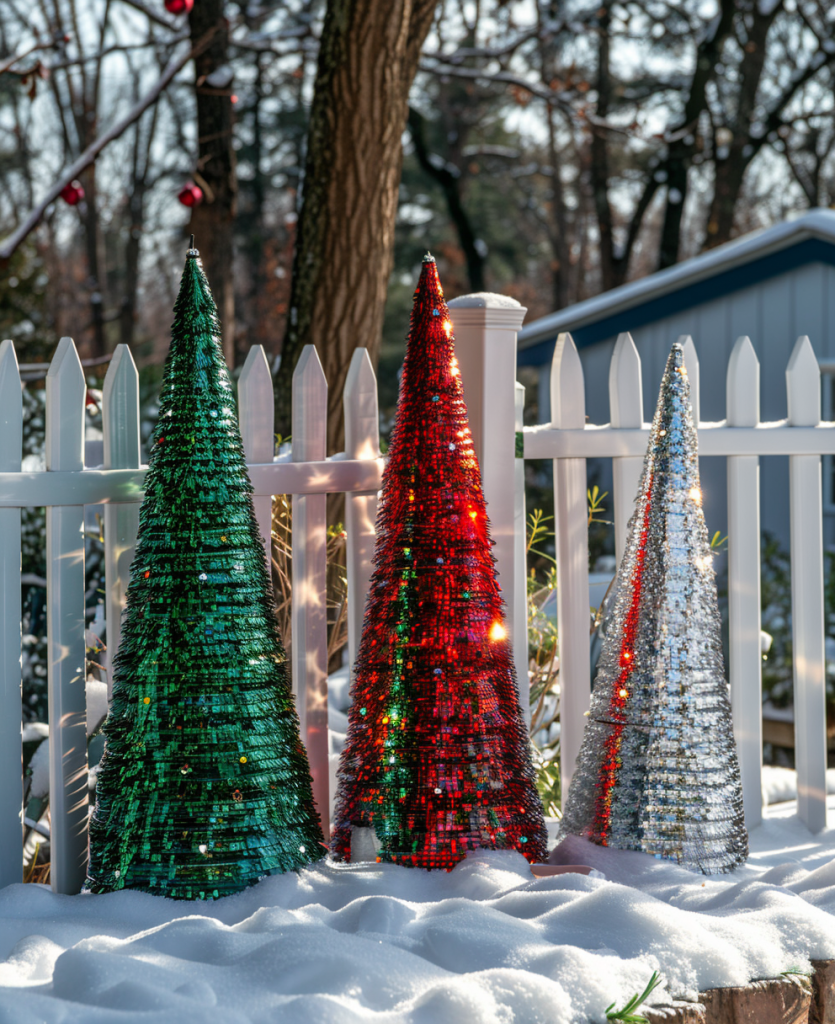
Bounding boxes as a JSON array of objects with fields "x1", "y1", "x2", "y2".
[{"x1": 2, "y1": 299, "x2": 831, "y2": 895}]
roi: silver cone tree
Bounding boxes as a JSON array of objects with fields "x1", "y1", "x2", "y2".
[{"x1": 558, "y1": 343, "x2": 748, "y2": 874}]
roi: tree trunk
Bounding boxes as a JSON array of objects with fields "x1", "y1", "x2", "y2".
[
  {"x1": 656, "y1": 0, "x2": 736, "y2": 269},
  {"x1": 703, "y1": 4, "x2": 778, "y2": 250},
  {"x1": 188, "y1": 0, "x2": 237, "y2": 366},
  {"x1": 119, "y1": 182, "x2": 145, "y2": 348},
  {"x1": 544, "y1": 103, "x2": 571, "y2": 310},
  {"x1": 79, "y1": 163, "x2": 107, "y2": 357},
  {"x1": 120, "y1": 106, "x2": 157, "y2": 349},
  {"x1": 275, "y1": 0, "x2": 438, "y2": 453},
  {"x1": 589, "y1": 1, "x2": 616, "y2": 292}
]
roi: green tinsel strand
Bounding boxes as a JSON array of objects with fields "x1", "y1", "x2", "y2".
[{"x1": 86, "y1": 245, "x2": 324, "y2": 899}]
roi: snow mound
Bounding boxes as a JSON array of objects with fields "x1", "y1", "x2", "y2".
[{"x1": 1, "y1": 795, "x2": 834, "y2": 1024}]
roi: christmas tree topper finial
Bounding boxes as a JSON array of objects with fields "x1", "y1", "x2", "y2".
[
  {"x1": 422, "y1": 252, "x2": 435, "y2": 264},
  {"x1": 187, "y1": 234, "x2": 198, "y2": 257}
]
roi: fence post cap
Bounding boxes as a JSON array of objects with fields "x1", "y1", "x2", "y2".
[
  {"x1": 448, "y1": 294, "x2": 527, "y2": 329},
  {"x1": 448, "y1": 292, "x2": 524, "y2": 309}
]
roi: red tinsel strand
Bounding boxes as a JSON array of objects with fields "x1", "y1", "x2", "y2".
[
  {"x1": 591, "y1": 473, "x2": 654, "y2": 844},
  {"x1": 332, "y1": 256, "x2": 547, "y2": 869}
]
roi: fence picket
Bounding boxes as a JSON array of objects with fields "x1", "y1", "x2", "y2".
[
  {"x1": 102, "y1": 345, "x2": 140, "y2": 699},
  {"x1": 726, "y1": 336, "x2": 763, "y2": 827},
  {"x1": 786, "y1": 335, "x2": 827, "y2": 832},
  {"x1": 514, "y1": 380, "x2": 529, "y2": 725},
  {"x1": 291, "y1": 346, "x2": 329, "y2": 836},
  {"x1": 550, "y1": 332, "x2": 590, "y2": 795},
  {"x1": 0, "y1": 341, "x2": 22, "y2": 888},
  {"x1": 238, "y1": 345, "x2": 274, "y2": 557},
  {"x1": 45, "y1": 338, "x2": 89, "y2": 894},
  {"x1": 609, "y1": 332, "x2": 644, "y2": 565},
  {"x1": 343, "y1": 349, "x2": 379, "y2": 684}
]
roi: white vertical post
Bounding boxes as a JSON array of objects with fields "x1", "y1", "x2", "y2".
[
  {"x1": 786, "y1": 335, "x2": 827, "y2": 832},
  {"x1": 239, "y1": 345, "x2": 274, "y2": 557},
  {"x1": 513, "y1": 381, "x2": 529, "y2": 725},
  {"x1": 679, "y1": 335, "x2": 700, "y2": 426},
  {"x1": 726, "y1": 336, "x2": 763, "y2": 828},
  {"x1": 609, "y1": 332, "x2": 644, "y2": 566},
  {"x1": 448, "y1": 295, "x2": 528, "y2": 711},
  {"x1": 291, "y1": 346, "x2": 329, "y2": 836},
  {"x1": 343, "y1": 349, "x2": 379, "y2": 677},
  {"x1": 0, "y1": 341, "x2": 22, "y2": 888},
  {"x1": 551, "y1": 332, "x2": 591, "y2": 795},
  {"x1": 46, "y1": 337, "x2": 89, "y2": 894},
  {"x1": 102, "y1": 345, "x2": 140, "y2": 700}
]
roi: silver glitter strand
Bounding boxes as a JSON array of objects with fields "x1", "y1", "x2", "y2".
[{"x1": 558, "y1": 343, "x2": 748, "y2": 874}]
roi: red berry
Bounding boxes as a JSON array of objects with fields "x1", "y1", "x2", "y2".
[
  {"x1": 177, "y1": 183, "x2": 203, "y2": 207},
  {"x1": 164, "y1": 0, "x2": 193, "y2": 13},
  {"x1": 59, "y1": 180, "x2": 85, "y2": 205}
]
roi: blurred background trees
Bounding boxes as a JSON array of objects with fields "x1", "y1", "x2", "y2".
[{"x1": 1, "y1": 0, "x2": 834, "y2": 431}]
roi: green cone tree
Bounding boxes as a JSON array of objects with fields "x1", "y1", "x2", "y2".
[{"x1": 86, "y1": 243, "x2": 324, "y2": 900}]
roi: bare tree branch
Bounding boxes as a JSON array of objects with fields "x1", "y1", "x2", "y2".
[
  {"x1": 419, "y1": 59, "x2": 576, "y2": 116},
  {"x1": 48, "y1": 35, "x2": 189, "y2": 70},
  {"x1": 0, "y1": 27, "x2": 219, "y2": 261}
]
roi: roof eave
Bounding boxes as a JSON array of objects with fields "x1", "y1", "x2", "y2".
[{"x1": 519, "y1": 209, "x2": 835, "y2": 349}]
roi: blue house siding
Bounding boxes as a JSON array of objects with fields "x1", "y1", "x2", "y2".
[{"x1": 518, "y1": 238, "x2": 835, "y2": 368}]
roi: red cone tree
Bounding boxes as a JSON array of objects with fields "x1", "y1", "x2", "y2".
[{"x1": 332, "y1": 255, "x2": 546, "y2": 869}]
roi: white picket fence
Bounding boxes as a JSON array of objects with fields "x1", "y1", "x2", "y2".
[
  {"x1": 2, "y1": 296, "x2": 831, "y2": 895},
  {"x1": 523, "y1": 329, "x2": 833, "y2": 837},
  {"x1": 1, "y1": 337, "x2": 384, "y2": 895}
]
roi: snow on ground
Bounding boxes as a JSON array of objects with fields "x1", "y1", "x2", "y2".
[
  {"x1": 3, "y1": 667, "x2": 833, "y2": 1022},
  {"x1": 0, "y1": 794, "x2": 831, "y2": 1023}
]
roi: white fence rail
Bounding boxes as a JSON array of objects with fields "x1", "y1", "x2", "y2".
[
  {"x1": 3, "y1": 299, "x2": 831, "y2": 894},
  {"x1": 522, "y1": 330, "x2": 831, "y2": 835}
]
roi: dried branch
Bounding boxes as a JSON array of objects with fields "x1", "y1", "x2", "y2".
[{"x1": 0, "y1": 27, "x2": 219, "y2": 262}]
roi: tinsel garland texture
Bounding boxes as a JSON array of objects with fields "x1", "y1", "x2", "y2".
[
  {"x1": 332, "y1": 255, "x2": 547, "y2": 869},
  {"x1": 558, "y1": 343, "x2": 748, "y2": 874},
  {"x1": 86, "y1": 248, "x2": 324, "y2": 900}
]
